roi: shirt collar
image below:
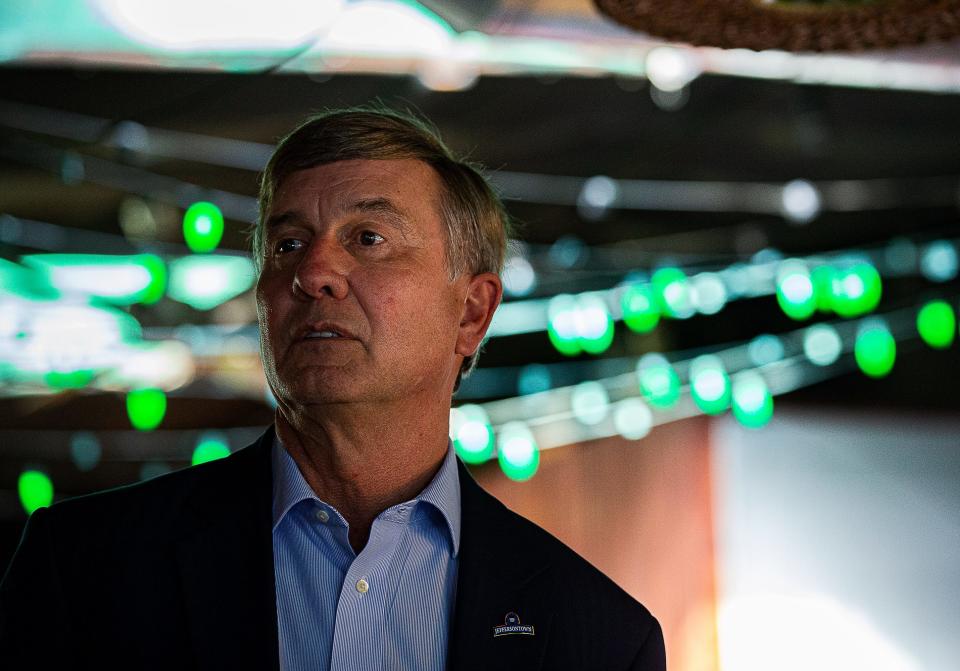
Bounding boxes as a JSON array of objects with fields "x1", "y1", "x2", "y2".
[{"x1": 271, "y1": 433, "x2": 462, "y2": 557}]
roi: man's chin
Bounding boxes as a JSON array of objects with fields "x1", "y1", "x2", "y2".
[{"x1": 273, "y1": 378, "x2": 363, "y2": 407}]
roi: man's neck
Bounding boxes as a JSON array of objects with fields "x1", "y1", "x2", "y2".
[{"x1": 274, "y1": 400, "x2": 450, "y2": 553}]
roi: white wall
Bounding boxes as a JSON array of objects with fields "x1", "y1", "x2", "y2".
[{"x1": 712, "y1": 407, "x2": 960, "y2": 671}]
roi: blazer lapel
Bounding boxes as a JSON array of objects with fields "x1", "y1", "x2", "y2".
[
  {"x1": 448, "y1": 461, "x2": 554, "y2": 671},
  {"x1": 175, "y1": 430, "x2": 280, "y2": 671}
]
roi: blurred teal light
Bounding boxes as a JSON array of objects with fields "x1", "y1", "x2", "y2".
[
  {"x1": 775, "y1": 260, "x2": 816, "y2": 321},
  {"x1": 636, "y1": 353, "x2": 680, "y2": 409},
  {"x1": 651, "y1": 267, "x2": 694, "y2": 319},
  {"x1": 497, "y1": 421, "x2": 539, "y2": 482},
  {"x1": 621, "y1": 283, "x2": 660, "y2": 333},
  {"x1": 731, "y1": 370, "x2": 773, "y2": 429},
  {"x1": 168, "y1": 255, "x2": 255, "y2": 310},
  {"x1": 450, "y1": 404, "x2": 494, "y2": 464},
  {"x1": 571, "y1": 381, "x2": 609, "y2": 426},
  {"x1": 689, "y1": 354, "x2": 731, "y2": 415},
  {"x1": 21, "y1": 253, "x2": 166, "y2": 305}
]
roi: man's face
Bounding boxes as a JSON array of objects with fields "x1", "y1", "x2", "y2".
[{"x1": 256, "y1": 158, "x2": 478, "y2": 408}]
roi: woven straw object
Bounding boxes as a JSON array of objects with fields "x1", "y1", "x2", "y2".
[{"x1": 593, "y1": 0, "x2": 960, "y2": 51}]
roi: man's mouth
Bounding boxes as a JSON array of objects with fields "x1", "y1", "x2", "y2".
[{"x1": 305, "y1": 330, "x2": 344, "y2": 339}]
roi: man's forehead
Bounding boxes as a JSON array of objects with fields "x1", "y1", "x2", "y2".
[
  {"x1": 266, "y1": 159, "x2": 441, "y2": 233},
  {"x1": 273, "y1": 158, "x2": 436, "y2": 200}
]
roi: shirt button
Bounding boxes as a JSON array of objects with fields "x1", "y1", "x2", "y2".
[
  {"x1": 356, "y1": 578, "x2": 369, "y2": 594},
  {"x1": 314, "y1": 508, "x2": 329, "y2": 523}
]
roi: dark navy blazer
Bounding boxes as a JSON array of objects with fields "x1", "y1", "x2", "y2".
[{"x1": 0, "y1": 427, "x2": 665, "y2": 670}]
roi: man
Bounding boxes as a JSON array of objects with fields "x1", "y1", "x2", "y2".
[{"x1": 0, "y1": 107, "x2": 665, "y2": 670}]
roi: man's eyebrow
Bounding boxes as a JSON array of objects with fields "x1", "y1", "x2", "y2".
[
  {"x1": 347, "y1": 197, "x2": 414, "y2": 233},
  {"x1": 263, "y1": 211, "x2": 301, "y2": 231},
  {"x1": 264, "y1": 198, "x2": 417, "y2": 236}
]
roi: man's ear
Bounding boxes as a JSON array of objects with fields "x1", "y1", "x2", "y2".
[{"x1": 455, "y1": 272, "x2": 503, "y2": 358}]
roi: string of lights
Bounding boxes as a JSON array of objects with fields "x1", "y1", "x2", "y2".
[{"x1": 5, "y1": 290, "x2": 956, "y2": 512}]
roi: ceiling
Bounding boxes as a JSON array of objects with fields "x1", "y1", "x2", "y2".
[{"x1": 0, "y1": 1, "x2": 958, "y2": 522}]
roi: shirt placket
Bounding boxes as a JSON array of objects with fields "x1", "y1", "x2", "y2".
[{"x1": 329, "y1": 506, "x2": 411, "y2": 671}]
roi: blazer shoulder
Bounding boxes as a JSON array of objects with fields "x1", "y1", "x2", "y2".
[{"x1": 36, "y1": 432, "x2": 271, "y2": 543}]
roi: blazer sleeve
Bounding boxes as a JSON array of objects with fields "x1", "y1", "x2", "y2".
[
  {"x1": 630, "y1": 616, "x2": 666, "y2": 671},
  {"x1": 0, "y1": 507, "x2": 72, "y2": 668}
]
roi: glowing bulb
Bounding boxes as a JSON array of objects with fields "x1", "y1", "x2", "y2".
[
  {"x1": 855, "y1": 321, "x2": 896, "y2": 378},
  {"x1": 547, "y1": 294, "x2": 581, "y2": 356},
  {"x1": 691, "y1": 272, "x2": 728, "y2": 315},
  {"x1": 574, "y1": 294, "x2": 614, "y2": 354},
  {"x1": 920, "y1": 240, "x2": 958, "y2": 283},
  {"x1": 451, "y1": 404, "x2": 493, "y2": 464},
  {"x1": 803, "y1": 324, "x2": 843, "y2": 366},
  {"x1": 18, "y1": 470, "x2": 53, "y2": 514},
  {"x1": 916, "y1": 300, "x2": 956, "y2": 349},
  {"x1": 776, "y1": 260, "x2": 816, "y2": 321},
  {"x1": 183, "y1": 202, "x2": 224, "y2": 253},
  {"x1": 689, "y1": 354, "x2": 731, "y2": 415},
  {"x1": 571, "y1": 381, "x2": 610, "y2": 426},
  {"x1": 621, "y1": 283, "x2": 660, "y2": 333},
  {"x1": 613, "y1": 397, "x2": 653, "y2": 440},
  {"x1": 126, "y1": 388, "x2": 166, "y2": 431},
  {"x1": 652, "y1": 267, "x2": 694, "y2": 319},
  {"x1": 192, "y1": 434, "x2": 231, "y2": 465},
  {"x1": 497, "y1": 421, "x2": 539, "y2": 481},
  {"x1": 747, "y1": 334, "x2": 784, "y2": 367},
  {"x1": 731, "y1": 370, "x2": 773, "y2": 429},
  {"x1": 781, "y1": 179, "x2": 821, "y2": 224},
  {"x1": 636, "y1": 353, "x2": 680, "y2": 409},
  {"x1": 502, "y1": 255, "x2": 537, "y2": 297}
]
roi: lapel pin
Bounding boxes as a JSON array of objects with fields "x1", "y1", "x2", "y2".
[{"x1": 493, "y1": 611, "x2": 535, "y2": 637}]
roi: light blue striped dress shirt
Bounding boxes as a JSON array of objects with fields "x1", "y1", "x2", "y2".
[{"x1": 271, "y1": 437, "x2": 461, "y2": 671}]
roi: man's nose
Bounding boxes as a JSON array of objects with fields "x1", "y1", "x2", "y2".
[{"x1": 292, "y1": 239, "x2": 350, "y2": 300}]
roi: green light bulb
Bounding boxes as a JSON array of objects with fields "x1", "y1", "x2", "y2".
[
  {"x1": 651, "y1": 267, "x2": 693, "y2": 319},
  {"x1": 855, "y1": 323, "x2": 896, "y2": 378},
  {"x1": 576, "y1": 294, "x2": 614, "y2": 355},
  {"x1": 621, "y1": 284, "x2": 660, "y2": 333},
  {"x1": 183, "y1": 202, "x2": 225, "y2": 253},
  {"x1": 167, "y1": 255, "x2": 255, "y2": 311},
  {"x1": 497, "y1": 422, "x2": 540, "y2": 482},
  {"x1": 547, "y1": 294, "x2": 582, "y2": 356},
  {"x1": 811, "y1": 265, "x2": 836, "y2": 313},
  {"x1": 689, "y1": 355, "x2": 731, "y2": 415},
  {"x1": 192, "y1": 437, "x2": 231, "y2": 465},
  {"x1": 916, "y1": 300, "x2": 956, "y2": 349},
  {"x1": 139, "y1": 254, "x2": 168, "y2": 304},
  {"x1": 832, "y1": 263, "x2": 882, "y2": 318},
  {"x1": 637, "y1": 354, "x2": 680, "y2": 409},
  {"x1": 44, "y1": 369, "x2": 95, "y2": 389},
  {"x1": 731, "y1": 371, "x2": 774, "y2": 429},
  {"x1": 451, "y1": 404, "x2": 494, "y2": 464},
  {"x1": 18, "y1": 470, "x2": 54, "y2": 515},
  {"x1": 20, "y1": 253, "x2": 166, "y2": 305},
  {"x1": 126, "y1": 388, "x2": 167, "y2": 431},
  {"x1": 776, "y1": 261, "x2": 816, "y2": 321}
]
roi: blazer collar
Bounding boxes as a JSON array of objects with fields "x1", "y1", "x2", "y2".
[{"x1": 448, "y1": 460, "x2": 554, "y2": 671}]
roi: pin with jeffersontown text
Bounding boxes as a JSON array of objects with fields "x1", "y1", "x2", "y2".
[{"x1": 493, "y1": 612, "x2": 535, "y2": 637}]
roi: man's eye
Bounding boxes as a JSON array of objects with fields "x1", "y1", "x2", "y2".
[
  {"x1": 359, "y1": 231, "x2": 385, "y2": 246},
  {"x1": 275, "y1": 238, "x2": 303, "y2": 254}
]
